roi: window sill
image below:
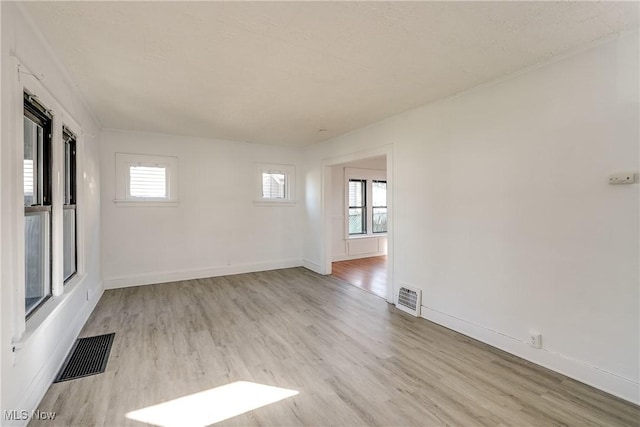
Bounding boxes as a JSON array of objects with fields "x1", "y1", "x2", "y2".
[
  {"x1": 114, "y1": 200, "x2": 179, "y2": 207},
  {"x1": 346, "y1": 233, "x2": 387, "y2": 240},
  {"x1": 15, "y1": 273, "x2": 87, "y2": 353},
  {"x1": 253, "y1": 200, "x2": 296, "y2": 207}
]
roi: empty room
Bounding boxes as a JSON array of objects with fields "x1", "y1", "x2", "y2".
[{"x1": 1, "y1": 1, "x2": 639, "y2": 426}]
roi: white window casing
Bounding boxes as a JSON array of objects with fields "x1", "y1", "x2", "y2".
[
  {"x1": 11, "y1": 60, "x2": 87, "y2": 342},
  {"x1": 115, "y1": 153, "x2": 178, "y2": 206},
  {"x1": 254, "y1": 163, "x2": 296, "y2": 206}
]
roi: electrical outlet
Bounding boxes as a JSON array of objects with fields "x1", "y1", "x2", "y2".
[
  {"x1": 609, "y1": 172, "x2": 635, "y2": 185},
  {"x1": 529, "y1": 329, "x2": 542, "y2": 349}
]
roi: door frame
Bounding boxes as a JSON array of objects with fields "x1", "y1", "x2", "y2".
[{"x1": 320, "y1": 145, "x2": 394, "y2": 304}]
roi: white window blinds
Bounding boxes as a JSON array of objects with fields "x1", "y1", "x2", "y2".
[
  {"x1": 262, "y1": 172, "x2": 286, "y2": 199},
  {"x1": 129, "y1": 165, "x2": 167, "y2": 198}
]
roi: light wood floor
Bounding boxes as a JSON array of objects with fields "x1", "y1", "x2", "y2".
[
  {"x1": 31, "y1": 268, "x2": 639, "y2": 426},
  {"x1": 331, "y1": 256, "x2": 387, "y2": 298}
]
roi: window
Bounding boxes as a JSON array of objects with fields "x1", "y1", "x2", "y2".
[
  {"x1": 262, "y1": 171, "x2": 286, "y2": 199},
  {"x1": 63, "y1": 127, "x2": 77, "y2": 282},
  {"x1": 130, "y1": 165, "x2": 166, "y2": 198},
  {"x1": 372, "y1": 180, "x2": 387, "y2": 233},
  {"x1": 24, "y1": 92, "x2": 53, "y2": 317},
  {"x1": 255, "y1": 163, "x2": 295, "y2": 204},
  {"x1": 344, "y1": 168, "x2": 388, "y2": 238},
  {"x1": 115, "y1": 153, "x2": 178, "y2": 205},
  {"x1": 348, "y1": 179, "x2": 366, "y2": 235}
]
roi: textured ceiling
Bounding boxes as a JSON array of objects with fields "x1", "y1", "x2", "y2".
[{"x1": 24, "y1": 1, "x2": 639, "y2": 147}]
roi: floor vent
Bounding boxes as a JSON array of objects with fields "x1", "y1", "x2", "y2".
[
  {"x1": 396, "y1": 285, "x2": 421, "y2": 317},
  {"x1": 54, "y1": 333, "x2": 115, "y2": 383}
]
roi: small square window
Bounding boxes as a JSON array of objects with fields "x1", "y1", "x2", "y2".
[
  {"x1": 262, "y1": 172, "x2": 286, "y2": 199},
  {"x1": 129, "y1": 165, "x2": 167, "y2": 198},
  {"x1": 115, "y1": 153, "x2": 178, "y2": 206},
  {"x1": 255, "y1": 163, "x2": 295, "y2": 205}
]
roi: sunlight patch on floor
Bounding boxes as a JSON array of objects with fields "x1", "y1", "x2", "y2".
[{"x1": 125, "y1": 381, "x2": 299, "y2": 426}]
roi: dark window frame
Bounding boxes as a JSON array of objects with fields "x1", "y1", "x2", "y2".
[
  {"x1": 63, "y1": 127, "x2": 77, "y2": 205},
  {"x1": 23, "y1": 93, "x2": 53, "y2": 207},
  {"x1": 348, "y1": 179, "x2": 367, "y2": 235},
  {"x1": 63, "y1": 126, "x2": 77, "y2": 283},
  {"x1": 24, "y1": 92, "x2": 53, "y2": 318}
]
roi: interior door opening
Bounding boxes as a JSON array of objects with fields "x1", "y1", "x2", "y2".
[{"x1": 322, "y1": 152, "x2": 393, "y2": 303}]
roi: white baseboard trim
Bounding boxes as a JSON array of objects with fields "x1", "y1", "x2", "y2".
[
  {"x1": 332, "y1": 252, "x2": 386, "y2": 262},
  {"x1": 9, "y1": 282, "x2": 104, "y2": 427},
  {"x1": 421, "y1": 305, "x2": 640, "y2": 405},
  {"x1": 302, "y1": 259, "x2": 323, "y2": 274},
  {"x1": 104, "y1": 258, "x2": 303, "y2": 289}
]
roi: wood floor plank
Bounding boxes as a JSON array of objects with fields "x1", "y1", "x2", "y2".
[
  {"x1": 29, "y1": 267, "x2": 639, "y2": 427},
  {"x1": 332, "y1": 255, "x2": 388, "y2": 298}
]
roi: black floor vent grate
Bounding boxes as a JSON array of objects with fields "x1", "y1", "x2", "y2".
[{"x1": 54, "y1": 333, "x2": 115, "y2": 383}]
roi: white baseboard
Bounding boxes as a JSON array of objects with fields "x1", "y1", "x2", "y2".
[
  {"x1": 421, "y1": 305, "x2": 640, "y2": 405},
  {"x1": 302, "y1": 259, "x2": 323, "y2": 274},
  {"x1": 331, "y1": 251, "x2": 386, "y2": 262},
  {"x1": 104, "y1": 258, "x2": 302, "y2": 289}
]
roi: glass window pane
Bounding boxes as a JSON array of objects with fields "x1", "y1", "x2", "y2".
[
  {"x1": 24, "y1": 159, "x2": 34, "y2": 203},
  {"x1": 372, "y1": 181, "x2": 387, "y2": 207},
  {"x1": 349, "y1": 180, "x2": 364, "y2": 207},
  {"x1": 63, "y1": 208, "x2": 76, "y2": 281},
  {"x1": 349, "y1": 207, "x2": 365, "y2": 234},
  {"x1": 373, "y1": 207, "x2": 387, "y2": 233},
  {"x1": 63, "y1": 131, "x2": 77, "y2": 205},
  {"x1": 64, "y1": 141, "x2": 71, "y2": 204},
  {"x1": 24, "y1": 97, "x2": 52, "y2": 317},
  {"x1": 23, "y1": 117, "x2": 41, "y2": 206},
  {"x1": 63, "y1": 132, "x2": 77, "y2": 282},
  {"x1": 262, "y1": 172, "x2": 286, "y2": 198},
  {"x1": 25, "y1": 211, "x2": 50, "y2": 315},
  {"x1": 130, "y1": 165, "x2": 166, "y2": 198}
]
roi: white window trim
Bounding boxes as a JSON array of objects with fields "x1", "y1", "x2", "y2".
[
  {"x1": 254, "y1": 163, "x2": 296, "y2": 206},
  {"x1": 10, "y1": 59, "x2": 88, "y2": 343},
  {"x1": 114, "y1": 153, "x2": 178, "y2": 207},
  {"x1": 344, "y1": 167, "x2": 387, "y2": 239}
]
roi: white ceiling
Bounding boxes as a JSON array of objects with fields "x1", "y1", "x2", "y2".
[{"x1": 24, "y1": 1, "x2": 639, "y2": 147}]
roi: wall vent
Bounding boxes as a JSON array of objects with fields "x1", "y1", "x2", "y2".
[{"x1": 396, "y1": 285, "x2": 421, "y2": 317}]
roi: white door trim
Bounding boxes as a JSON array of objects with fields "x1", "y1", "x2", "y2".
[{"x1": 320, "y1": 145, "x2": 394, "y2": 304}]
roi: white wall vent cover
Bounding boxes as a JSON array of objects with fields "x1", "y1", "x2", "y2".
[{"x1": 396, "y1": 285, "x2": 421, "y2": 317}]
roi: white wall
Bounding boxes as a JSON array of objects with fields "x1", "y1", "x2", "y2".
[
  {"x1": 331, "y1": 163, "x2": 387, "y2": 261},
  {"x1": 101, "y1": 129, "x2": 304, "y2": 288},
  {"x1": 304, "y1": 33, "x2": 640, "y2": 403},
  {"x1": 331, "y1": 165, "x2": 348, "y2": 258},
  {"x1": 1, "y1": 3, "x2": 102, "y2": 424}
]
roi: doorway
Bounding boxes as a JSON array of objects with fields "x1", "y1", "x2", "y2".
[{"x1": 321, "y1": 147, "x2": 394, "y2": 304}]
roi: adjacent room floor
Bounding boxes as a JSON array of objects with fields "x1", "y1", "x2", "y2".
[
  {"x1": 331, "y1": 255, "x2": 387, "y2": 299},
  {"x1": 31, "y1": 268, "x2": 639, "y2": 426}
]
